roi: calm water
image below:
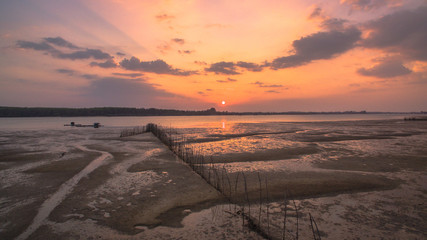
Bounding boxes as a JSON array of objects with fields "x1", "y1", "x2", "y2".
[{"x1": 0, "y1": 114, "x2": 409, "y2": 130}]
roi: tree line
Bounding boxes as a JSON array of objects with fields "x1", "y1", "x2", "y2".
[
  {"x1": 0, "y1": 107, "x2": 222, "y2": 117},
  {"x1": 1, "y1": 106, "x2": 412, "y2": 117}
]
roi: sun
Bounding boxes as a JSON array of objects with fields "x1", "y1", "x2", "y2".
[{"x1": 221, "y1": 100, "x2": 226, "y2": 105}]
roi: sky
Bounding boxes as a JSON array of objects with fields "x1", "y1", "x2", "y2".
[{"x1": 0, "y1": 0, "x2": 426, "y2": 112}]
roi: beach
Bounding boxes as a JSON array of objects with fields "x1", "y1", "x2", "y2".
[{"x1": 0, "y1": 117, "x2": 426, "y2": 239}]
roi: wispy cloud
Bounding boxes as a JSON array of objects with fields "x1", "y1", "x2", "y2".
[
  {"x1": 308, "y1": 6, "x2": 348, "y2": 31},
  {"x1": 56, "y1": 68, "x2": 76, "y2": 76},
  {"x1": 17, "y1": 37, "x2": 113, "y2": 61},
  {"x1": 217, "y1": 77, "x2": 237, "y2": 83},
  {"x1": 120, "y1": 56, "x2": 198, "y2": 76},
  {"x1": 112, "y1": 72, "x2": 144, "y2": 78},
  {"x1": 341, "y1": 0, "x2": 401, "y2": 11},
  {"x1": 156, "y1": 14, "x2": 175, "y2": 21},
  {"x1": 197, "y1": 91, "x2": 207, "y2": 96},
  {"x1": 205, "y1": 61, "x2": 240, "y2": 75},
  {"x1": 17, "y1": 40, "x2": 55, "y2": 51},
  {"x1": 205, "y1": 61, "x2": 265, "y2": 75},
  {"x1": 357, "y1": 59, "x2": 412, "y2": 78},
  {"x1": 90, "y1": 59, "x2": 117, "y2": 68},
  {"x1": 43, "y1": 37, "x2": 78, "y2": 49},
  {"x1": 362, "y1": 6, "x2": 427, "y2": 61},
  {"x1": 265, "y1": 90, "x2": 281, "y2": 93},
  {"x1": 271, "y1": 27, "x2": 361, "y2": 69},
  {"x1": 236, "y1": 61, "x2": 264, "y2": 72},
  {"x1": 194, "y1": 61, "x2": 207, "y2": 65},
  {"x1": 178, "y1": 50, "x2": 194, "y2": 54},
  {"x1": 171, "y1": 38, "x2": 185, "y2": 44},
  {"x1": 17, "y1": 36, "x2": 199, "y2": 76},
  {"x1": 252, "y1": 81, "x2": 284, "y2": 88},
  {"x1": 57, "y1": 49, "x2": 112, "y2": 60}
]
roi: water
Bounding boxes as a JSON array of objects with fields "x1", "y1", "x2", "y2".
[
  {"x1": 170, "y1": 117, "x2": 427, "y2": 173},
  {"x1": 0, "y1": 114, "x2": 408, "y2": 130}
]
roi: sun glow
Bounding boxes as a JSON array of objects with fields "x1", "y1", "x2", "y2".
[{"x1": 221, "y1": 100, "x2": 226, "y2": 105}]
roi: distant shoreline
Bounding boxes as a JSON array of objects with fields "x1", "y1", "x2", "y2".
[{"x1": 0, "y1": 106, "x2": 425, "y2": 117}]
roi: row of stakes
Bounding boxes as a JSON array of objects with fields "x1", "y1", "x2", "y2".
[{"x1": 121, "y1": 124, "x2": 322, "y2": 240}]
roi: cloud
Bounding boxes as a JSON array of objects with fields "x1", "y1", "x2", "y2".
[
  {"x1": 357, "y1": 59, "x2": 412, "y2": 78},
  {"x1": 17, "y1": 40, "x2": 55, "y2": 51},
  {"x1": 120, "y1": 56, "x2": 197, "y2": 76},
  {"x1": 205, "y1": 61, "x2": 240, "y2": 75},
  {"x1": 206, "y1": 61, "x2": 265, "y2": 75},
  {"x1": 112, "y1": 72, "x2": 144, "y2": 78},
  {"x1": 236, "y1": 61, "x2": 264, "y2": 72},
  {"x1": 362, "y1": 6, "x2": 427, "y2": 61},
  {"x1": 308, "y1": 6, "x2": 348, "y2": 31},
  {"x1": 253, "y1": 81, "x2": 284, "y2": 88},
  {"x1": 55, "y1": 68, "x2": 99, "y2": 79},
  {"x1": 171, "y1": 38, "x2": 185, "y2": 44},
  {"x1": 56, "y1": 68, "x2": 76, "y2": 76},
  {"x1": 157, "y1": 42, "x2": 172, "y2": 54},
  {"x1": 340, "y1": 0, "x2": 400, "y2": 11},
  {"x1": 265, "y1": 90, "x2": 281, "y2": 93},
  {"x1": 17, "y1": 37, "x2": 114, "y2": 61},
  {"x1": 178, "y1": 50, "x2": 194, "y2": 54},
  {"x1": 81, "y1": 74, "x2": 98, "y2": 80},
  {"x1": 156, "y1": 14, "x2": 175, "y2": 21},
  {"x1": 197, "y1": 91, "x2": 207, "y2": 96},
  {"x1": 321, "y1": 18, "x2": 348, "y2": 31},
  {"x1": 194, "y1": 61, "x2": 207, "y2": 65},
  {"x1": 57, "y1": 48, "x2": 112, "y2": 60},
  {"x1": 43, "y1": 37, "x2": 78, "y2": 49},
  {"x1": 309, "y1": 7, "x2": 323, "y2": 19},
  {"x1": 217, "y1": 77, "x2": 237, "y2": 83},
  {"x1": 116, "y1": 52, "x2": 126, "y2": 56},
  {"x1": 90, "y1": 59, "x2": 117, "y2": 68},
  {"x1": 271, "y1": 27, "x2": 361, "y2": 69}
]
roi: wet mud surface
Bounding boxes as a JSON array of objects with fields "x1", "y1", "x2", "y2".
[{"x1": 1, "y1": 119, "x2": 426, "y2": 239}]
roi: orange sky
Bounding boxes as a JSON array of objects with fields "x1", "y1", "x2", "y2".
[{"x1": 0, "y1": 0, "x2": 426, "y2": 111}]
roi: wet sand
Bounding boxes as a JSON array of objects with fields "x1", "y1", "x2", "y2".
[
  {"x1": 1, "y1": 129, "x2": 254, "y2": 239},
  {"x1": 0, "y1": 125, "x2": 426, "y2": 239}
]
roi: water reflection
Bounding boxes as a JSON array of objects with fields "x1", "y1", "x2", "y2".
[{"x1": 175, "y1": 120, "x2": 427, "y2": 173}]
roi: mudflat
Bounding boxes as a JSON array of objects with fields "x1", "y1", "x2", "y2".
[
  {"x1": 0, "y1": 125, "x2": 426, "y2": 239},
  {"x1": 0, "y1": 129, "x2": 258, "y2": 239}
]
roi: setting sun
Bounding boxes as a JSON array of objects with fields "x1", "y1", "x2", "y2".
[
  {"x1": 0, "y1": 0, "x2": 425, "y2": 112},
  {"x1": 1, "y1": 1, "x2": 426, "y2": 239}
]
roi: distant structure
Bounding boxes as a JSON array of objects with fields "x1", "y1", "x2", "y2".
[
  {"x1": 64, "y1": 122, "x2": 102, "y2": 128},
  {"x1": 404, "y1": 116, "x2": 427, "y2": 121}
]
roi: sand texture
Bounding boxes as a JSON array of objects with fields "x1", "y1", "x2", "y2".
[{"x1": 1, "y1": 120, "x2": 426, "y2": 239}]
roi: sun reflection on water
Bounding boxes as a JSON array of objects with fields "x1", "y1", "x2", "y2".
[{"x1": 174, "y1": 120, "x2": 427, "y2": 173}]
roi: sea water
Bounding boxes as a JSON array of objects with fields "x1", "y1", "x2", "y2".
[{"x1": 0, "y1": 113, "x2": 408, "y2": 130}]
